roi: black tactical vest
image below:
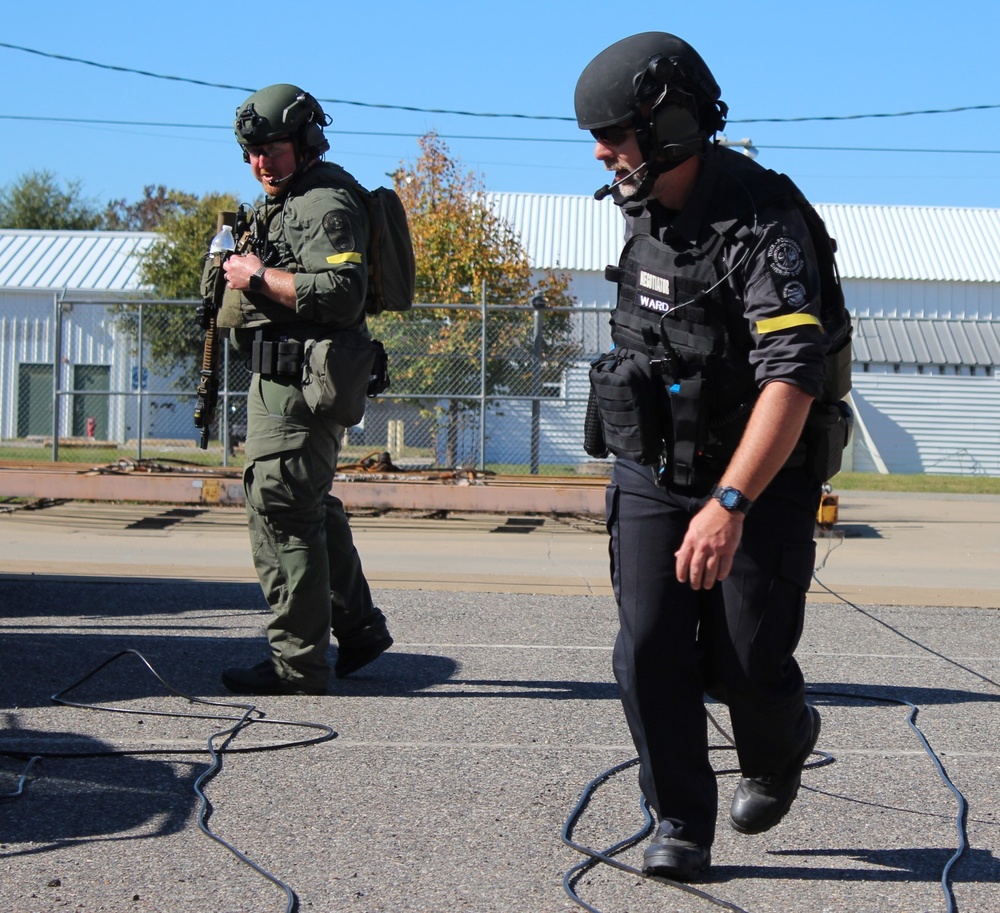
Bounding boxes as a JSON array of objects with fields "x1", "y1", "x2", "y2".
[
  {"x1": 595, "y1": 151, "x2": 853, "y2": 489},
  {"x1": 605, "y1": 205, "x2": 758, "y2": 488}
]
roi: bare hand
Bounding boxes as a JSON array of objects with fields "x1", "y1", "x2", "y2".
[
  {"x1": 674, "y1": 502, "x2": 744, "y2": 590},
  {"x1": 222, "y1": 253, "x2": 265, "y2": 291}
]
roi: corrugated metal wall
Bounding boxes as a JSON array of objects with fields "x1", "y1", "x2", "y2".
[{"x1": 851, "y1": 374, "x2": 1000, "y2": 475}]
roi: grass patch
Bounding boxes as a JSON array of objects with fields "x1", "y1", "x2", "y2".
[{"x1": 831, "y1": 472, "x2": 1000, "y2": 495}]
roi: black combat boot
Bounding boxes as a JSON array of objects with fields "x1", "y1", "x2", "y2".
[
  {"x1": 334, "y1": 610, "x2": 394, "y2": 678},
  {"x1": 642, "y1": 821, "x2": 711, "y2": 882},
  {"x1": 221, "y1": 659, "x2": 327, "y2": 696},
  {"x1": 730, "y1": 705, "x2": 821, "y2": 834}
]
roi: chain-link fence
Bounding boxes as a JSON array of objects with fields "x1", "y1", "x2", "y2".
[{"x1": 0, "y1": 295, "x2": 615, "y2": 475}]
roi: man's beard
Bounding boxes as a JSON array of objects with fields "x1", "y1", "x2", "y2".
[{"x1": 607, "y1": 162, "x2": 643, "y2": 197}]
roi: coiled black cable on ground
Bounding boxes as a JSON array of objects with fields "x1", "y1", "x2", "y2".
[
  {"x1": 561, "y1": 554, "x2": 982, "y2": 913},
  {"x1": 1, "y1": 649, "x2": 338, "y2": 913}
]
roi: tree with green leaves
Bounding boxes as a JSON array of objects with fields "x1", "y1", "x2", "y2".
[
  {"x1": 0, "y1": 169, "x2": 103, "y2": 230},
  {"x1": 103, "y1": 184, "x2": 197, "y2": 232},
  {"x1": 113, "y1": 189, "x2": 240, "y2": 381},
  {"x1": 378, "y1": 131, "x2": 578, "y2": 466}
]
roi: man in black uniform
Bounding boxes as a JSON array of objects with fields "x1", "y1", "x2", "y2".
[{"x1": 576, "y1": 33, "x2": 829, "y2": 881}]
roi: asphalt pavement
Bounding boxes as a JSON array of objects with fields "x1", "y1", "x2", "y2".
[{"x1": 0, "y1": 492, "x2": 998, "y2": 913}]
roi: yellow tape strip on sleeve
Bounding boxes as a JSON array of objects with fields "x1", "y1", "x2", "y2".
[
  {"x1": 756, "y1": 313, "x2": 823, "y2": 334},
  {"x1": 326, "y1": 251, "x2": 363, "y2": 265}
]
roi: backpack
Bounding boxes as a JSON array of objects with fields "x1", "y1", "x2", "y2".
[{"x1": 358, "y1": 186, "x2": 417, "y2": 316}]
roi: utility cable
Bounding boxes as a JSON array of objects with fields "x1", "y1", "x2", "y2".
[
  {"x1": 561, "y1": 554, "x2": 980, "y2": 913},
  {"x1": 809, "y1": 557, "x2": 993, "y2": 913},
  {"x1": 4, "y1": 113, "x2": 1000, "y2": 158},
  {"x1": 0, "y1": 756, "x2": 41, "y2": 799},
  {"x1": 2, "y1": 649, "x2": 339, "y2": 913},
  {"x1": 561, "y1": 722, "x2": 832, "y2": 913},
  {"x1": 3, "y1": 41, "x2": 1000, "y2": 125}
]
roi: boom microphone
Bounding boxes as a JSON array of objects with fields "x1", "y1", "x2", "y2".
[
  {"x1": 267, "y1": 170, "x2": 297, "y2": 186},
  {"x1": 594, "y1": 162, "x2": 648, "y2": 201}
]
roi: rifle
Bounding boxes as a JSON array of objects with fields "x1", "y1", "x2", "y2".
[{"x1": 194, "y1": 209, "x2": 247, "y2": 449}]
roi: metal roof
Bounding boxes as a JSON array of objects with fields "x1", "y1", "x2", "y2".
[
  {"x1": 0, "y1": 229, "x2": 157, "y2": 292},
  {"x1": 852, "y1": 316, "x2": 1000, "y2": 367},
  {"x1": 487, "y1": 192, "x2": 1000, "y2": 283},
  {"x1": 5, "y1": 194, "x2": 1000, "y2": 293}
]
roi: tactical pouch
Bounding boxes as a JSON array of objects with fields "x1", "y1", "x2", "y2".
[
  {"x1": 802, "y1": 400, "x2": 854, "y2": 482},
  {"x1": 301, "y1": 331, "x2": 378, "y2": 428},
  {"x1": 251, "y1": 339, "x2": 304, "y2": 377},
  {"x1": 588, "y1": 349, "x2": 667, "y2": 465},
  {"x1": 822, "y1": 337, "x2": 853, "y2": 402},
  {"x1": 583, "y1": 386, "x2": 609, "y2": 458},
  {"x1": 367, "y1": 339, "x2": 391, "y2": 397}
]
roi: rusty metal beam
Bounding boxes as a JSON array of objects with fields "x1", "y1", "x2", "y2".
[{"x1": 0, "y1": 464, "x2": 606, "y2": 514}]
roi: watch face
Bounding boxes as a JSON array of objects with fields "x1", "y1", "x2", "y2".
[{"x1": 720, "y1": 488, "x2": 740, "y2": 509}]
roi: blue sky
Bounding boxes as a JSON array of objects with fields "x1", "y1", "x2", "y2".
[{"x1": 2, "y1": 0, "x2": 998, "y2": 214}]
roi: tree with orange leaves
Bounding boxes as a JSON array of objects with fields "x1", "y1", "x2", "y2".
[{"x1": 377, "y1": 132, "x2": 578, "y2": 466}]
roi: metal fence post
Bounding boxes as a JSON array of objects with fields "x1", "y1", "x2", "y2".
[
  {"x1": 479, "y1": 279, "x2": 487, "y2": 471},
  {"x1": 221, "y1": 337, "x2": 231, "y2": 467},
  {"x1": 529, "y1": 294, "x2": 548, "y2": 475},
  {"x1": 136, "y1": 303, "x2": 145, "y2": 462},
  {"x1": 51, "y1": 292, "x2": 63, "y2": 462}
]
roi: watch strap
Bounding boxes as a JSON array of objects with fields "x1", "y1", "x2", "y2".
[{"x1": 710, "y1": 484, "x2": 753, "y2": 515}]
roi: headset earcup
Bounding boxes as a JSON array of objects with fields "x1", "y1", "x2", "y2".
[
  {"x1": 650, "y1": 103, "x2": 704, "y2": 163},
  {"x1": 301, "y1": 122, "x2": 330, "y2": 157}
]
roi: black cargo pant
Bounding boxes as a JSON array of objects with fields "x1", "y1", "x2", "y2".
[{"x1": 607, "y1": 458, "x2": 820, "y2": 847}]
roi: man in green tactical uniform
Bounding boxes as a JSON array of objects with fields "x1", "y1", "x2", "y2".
[{"x1": 215, "y1": 83, "x2": 392, "y2": 695}]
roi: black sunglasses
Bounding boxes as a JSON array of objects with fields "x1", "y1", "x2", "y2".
[{"x1": 590, "y1": 124, "x2": 634, "y2": 146}]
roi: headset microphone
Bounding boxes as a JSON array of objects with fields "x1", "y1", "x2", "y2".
[
  {"x1": 594, "y1": 162, "x2": 648, "y2": 201},
  {"x1": 268, "y1": 171, "x2": 297, "y2": 186}
]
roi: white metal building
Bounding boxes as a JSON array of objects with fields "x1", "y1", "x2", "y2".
[
  {"x1": 0, "y1": 228, "x2": 156, "y2": 442},
  {"x1": 488, "y1": 193, "x2": 1000, "y2": 476},
  {"x1": 5, "y1": 198, "x2": 1000, "y2": 475}
]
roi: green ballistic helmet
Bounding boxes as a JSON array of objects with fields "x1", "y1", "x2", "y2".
[{"x1": 234, "y1": 83, "x2": 331, "y2": 162}]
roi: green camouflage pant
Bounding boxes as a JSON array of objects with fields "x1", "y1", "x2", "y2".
[{"x1": 243, "y1": 373, "x2": 374, "y2": 689}]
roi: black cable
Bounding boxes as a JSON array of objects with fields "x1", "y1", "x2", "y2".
[
  {"x1": 4, "y1": 41, "x2": 1000, "y2": 125},
  {"x1": 191, "y1": 704, "x2": 299, "y2": 913},
  {"x1": 807, "y1": 686, "x2": 968, "y2": 913},
  {"x1": 6, "y1": 114, "x2": 1000, "y2": 160},
  {"x1": 809, "y1": 558, "x2": 988, "y2": 913},
  {"x1": 561, "y1": 758, "x2": 752, "y2": 912},
  {"x1": 2, "y1": 649, "x2": 338, "y2": 913},
  {"x1": 561, "y1": 724, "x2": 832, "y2": 913},
  {"x1": 0, "y1": 756, "x2": 41, "y2": 799},
  {"x1": 561, "y1": 559, "x2": 981, "y2": 913}
]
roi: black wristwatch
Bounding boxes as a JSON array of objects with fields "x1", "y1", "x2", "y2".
[
  {"x1": 710, "y1": 485, "x2": 753, "y2": 515},
  {"x1": 248, "y1": 266, "x2": 267, "y2": 293}
]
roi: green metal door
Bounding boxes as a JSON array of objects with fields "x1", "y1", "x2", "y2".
[
  {"x1": 17, "y1": 363, "x2": 55, "y2": 437},
  {"x1": 72, "y1": 365, "x2": 111, "y2": 438}
]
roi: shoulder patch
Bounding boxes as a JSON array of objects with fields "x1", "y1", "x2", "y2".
[
  {"x1": 323, "y1": 211, "x2": 357, "y2": 254},
  {"x1": 767, "y1": 237, "x2": 804, "y2": 278},
  {"x1": 781, "y1": 280, "x2": 808, "y2": 309}
]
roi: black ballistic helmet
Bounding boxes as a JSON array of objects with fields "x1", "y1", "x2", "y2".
[
  {"x1": 234, "y1": 83, "x2": 331, "y2": 163},
  {"x1": 575, "y1": 32, "x2": 727, "y2": 179}
]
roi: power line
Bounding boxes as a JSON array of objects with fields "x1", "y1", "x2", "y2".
[
  {"x1": 0, "y1": 41, "x2": 567, "y2": 122},
  {"x1": 3, "y1": 40, "x2": 1000, "y2": 125},
  {"x1": 3, "y1": 113, "x2": 999, "y2": 157}
]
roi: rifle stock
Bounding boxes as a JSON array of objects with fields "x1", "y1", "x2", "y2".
[{"x1": 193, "y1": 212, "x2": 237, "y2": 449}]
